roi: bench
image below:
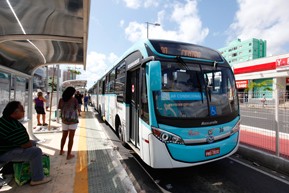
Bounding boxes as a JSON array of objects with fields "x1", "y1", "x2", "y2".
[
  {"x1": 0, "y1": 162, "x2": 8, "y2": 188},
  {"x1": 0, "y1": 162, "x2": 15, "y2": 188}
]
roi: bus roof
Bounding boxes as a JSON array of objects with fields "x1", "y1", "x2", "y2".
[{"x1": 113, "y1": 39, "x2": 224, "y2": 67}]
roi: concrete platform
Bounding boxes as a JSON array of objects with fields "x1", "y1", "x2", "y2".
[{"x1": 0, "y1": 108, "x2": 136, "y2": 193}]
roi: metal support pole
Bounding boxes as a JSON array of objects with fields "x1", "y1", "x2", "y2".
[
  {"x1": 146, "y1": 22, "x2": 149, "y2": 38},
  {"x1": 274, "y1": 78, "x2": 280, "y2": 156},
  {"x1": 56, "y1": 65, "x2": 60, "y2": 123},
  {"x1": 46, "y1": 66, "x2": 49, "y2": 91},
  {"x1": 28, "y1": 77, "x2": 39, "y2": 141},
  {"x1": 145, "y1": 22, "x2": 160, "y2": 39}
]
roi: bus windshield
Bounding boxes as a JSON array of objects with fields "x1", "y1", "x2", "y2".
[{"x1": 154, "y1": 61, "x2": 238, "y2": 119}]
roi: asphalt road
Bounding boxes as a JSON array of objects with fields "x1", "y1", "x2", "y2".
[
  {"x1": 240, "y1": 107, "x2": 289, "y2": 133},
  {"x1": 98, "y1": 114, "x2": 289, "y2": 193}
]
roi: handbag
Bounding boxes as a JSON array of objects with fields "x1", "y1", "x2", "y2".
[{"x1": 13, "y1": 154, "x2": 50, "y2": 186}]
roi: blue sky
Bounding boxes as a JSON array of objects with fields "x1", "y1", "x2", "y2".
[{"x1": 77, "y1": 0, "x2": 289, "y2": 89}]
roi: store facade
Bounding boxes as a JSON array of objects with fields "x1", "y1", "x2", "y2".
[{"x1": 233, "y1": 53, "x2": 289, "y2": 104}]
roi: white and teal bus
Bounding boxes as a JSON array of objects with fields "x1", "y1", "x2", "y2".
[{"x1": 90, "y1": 39, "x2": 240, "y2": 168}]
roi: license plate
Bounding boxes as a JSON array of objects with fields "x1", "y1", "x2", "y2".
[{"x1": 205, "y1": 147, "x2": 220, "y2": 157}]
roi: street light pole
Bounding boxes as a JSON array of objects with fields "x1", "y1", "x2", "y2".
[{"x1": 145, "y1": 22, "x2": 160, "y2": 38}]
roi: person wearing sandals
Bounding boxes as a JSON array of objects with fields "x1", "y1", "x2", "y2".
[
  {"x1": 34, "y1": 92, "x2": 48, "y2": 126},
  {"x1": 0, "y1": 101, "x2": 52, "y2": 185},
  {"x1": 58, "y1": 87, "x2": 79, "y2": 160}
]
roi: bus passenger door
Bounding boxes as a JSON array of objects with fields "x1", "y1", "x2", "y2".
[{"x1": 128, "y1": 69, "x2": 140, "y2": 148}]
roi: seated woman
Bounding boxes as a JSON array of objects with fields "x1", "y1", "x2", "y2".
[{"x1": 0, "y1": 101, "x2": 52, "y2": 186}]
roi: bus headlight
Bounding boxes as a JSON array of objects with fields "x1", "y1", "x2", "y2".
[
  {"x1": 152, "y1": 127, "x2": 184, "y2": 144},
  {"x1": 230, "y1": 121, "x2": 240, "y2": 135}
]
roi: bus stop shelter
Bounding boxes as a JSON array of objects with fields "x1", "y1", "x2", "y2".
[
  {"x1": 0, "y1": 0, "x2": 90, "y2": 139},
  {"x1": 62, "y1": 80, "x2": 87, "y2": 91}
]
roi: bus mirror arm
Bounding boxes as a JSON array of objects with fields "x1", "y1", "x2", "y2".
[{"x1": 141, "y1": 56, "x2": 155, "y2": 67}]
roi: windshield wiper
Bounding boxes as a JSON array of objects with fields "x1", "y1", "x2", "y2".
[
  {"x1": 195, "y1": 72, "x2": 204, "y2": 103},
  {"x1": 199, "y1": 65, "x2": 211, "y2": 116},
  {"x1": 213, "y1": 61, "x2": 218, "y2": 69},
  {"x1": 176, "y1": 56, "x2": 189, "y2": 70}
]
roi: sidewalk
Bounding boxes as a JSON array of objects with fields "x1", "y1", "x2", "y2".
[{"x1": 1, "y1": 108, "x2": 136, "y2": 193}]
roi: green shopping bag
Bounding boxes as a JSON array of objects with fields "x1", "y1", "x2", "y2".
[
  {"x1": 42, "y1": 154, "x2": 50, "y2": 176},
  {"x1": 13, "y1": 154, "x2": 50, "y2": 186}
]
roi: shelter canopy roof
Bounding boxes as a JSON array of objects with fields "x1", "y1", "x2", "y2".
[
  {"x1": 0, "y1": 0, "x2": 90, "y2": 76},
  {"x1": 62, "y1": 79, "x2": 87, "y2": 91}
]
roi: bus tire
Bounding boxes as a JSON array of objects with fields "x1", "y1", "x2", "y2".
[
  {"x1": 98, "y1": 107, "x2": 104, "y2": 123},
  {"x1": 117, "y1": 124, "x2": 128, "y2": 147}
]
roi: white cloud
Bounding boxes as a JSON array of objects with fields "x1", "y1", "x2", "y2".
[
  {"x1": 124, "y1": 0, "x2": 209, "y2": 44},
  {"x1": 122, "y1": 0, "x2": 158, "y2": 9},
  {"x1": 108, "y1": 53, "x2": 119, "y2": 64},
  {"x1": 77, "y1": 51, "x2": 119, "y2": 89},
  {"x1": 120, "y1": 20, "x2": 125, "y2": 27},
  {"x1": 228, "y1": 0, "x2": 289, "y2": 55},
  {"x1": 122, "y1": 0, "x2": 141, "y2": 9},
  {"x1": 125, "y1": 22, "x2": 147, "y2": 41},
  {"x1": 144, "y1": 0, "x2": 159, "y2": 8}
]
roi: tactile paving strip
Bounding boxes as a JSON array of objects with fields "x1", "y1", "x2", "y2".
[
  {"x1": 87, "y1": 149, "x2": 125, "y2": 193},
  {"x1": 85, "y1": 114, "x2": 126, "y2": 193}
]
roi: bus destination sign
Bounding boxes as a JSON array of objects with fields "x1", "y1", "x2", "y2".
[
  {"x1": 150, "y1": 40, "x2": 223, "y2": 62},
  {"x1": 160, "y1": 46, "x2": 201, "y2": 58}
]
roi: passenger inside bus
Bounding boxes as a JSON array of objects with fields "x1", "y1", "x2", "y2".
[{"x1": 186, "y1": 72, "x2": 201, "y2": 92}]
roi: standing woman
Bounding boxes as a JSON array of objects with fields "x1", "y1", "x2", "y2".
[
  {"x1": 34, "y1": 92, "x2": 47, "y2": 126},
  {"x1": 58, "y1": 87, "x2": 78, "y2": 160}
]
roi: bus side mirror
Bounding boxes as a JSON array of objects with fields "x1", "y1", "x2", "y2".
[{"x1": 148, "y1": 61, "x2": 162, "y2": 91}]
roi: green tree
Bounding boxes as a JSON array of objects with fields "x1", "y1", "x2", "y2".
[
  {"x1": 48, "y1": 82, "x2": 57, "y2": 91},
  {"x1": 68, "y1": 69, "x2": 81, "y2": 75},
  {"x1": 244, "y1": 79, "x2": 284, "y2": 92},
  {"x1": 245, "y1": 79, "x2": 273, "y2": 92}
]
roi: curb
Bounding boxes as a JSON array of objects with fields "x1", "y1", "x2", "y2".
[{"x1": 238, "y1": 144, "x2": 289, "y2": 176}]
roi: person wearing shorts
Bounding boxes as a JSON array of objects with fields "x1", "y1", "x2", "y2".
[
  {"x1": 58, "y1": 87, "x2": 79, "y2": 160},
  {"x1": 34, "y1": 92, "x2": 47, "y2": 126}
]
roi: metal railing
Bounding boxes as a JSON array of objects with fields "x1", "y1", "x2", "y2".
[{"x1": 238, "y1": 91, "x2": 289, "y2": 160}]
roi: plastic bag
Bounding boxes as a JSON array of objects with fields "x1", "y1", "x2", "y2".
[
  {"x1": 13, "y1": 162, "x2": 30, "y2": 186},
  {"x1": 13, "y1": 154, "x2": 50, "y2": 186}
]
